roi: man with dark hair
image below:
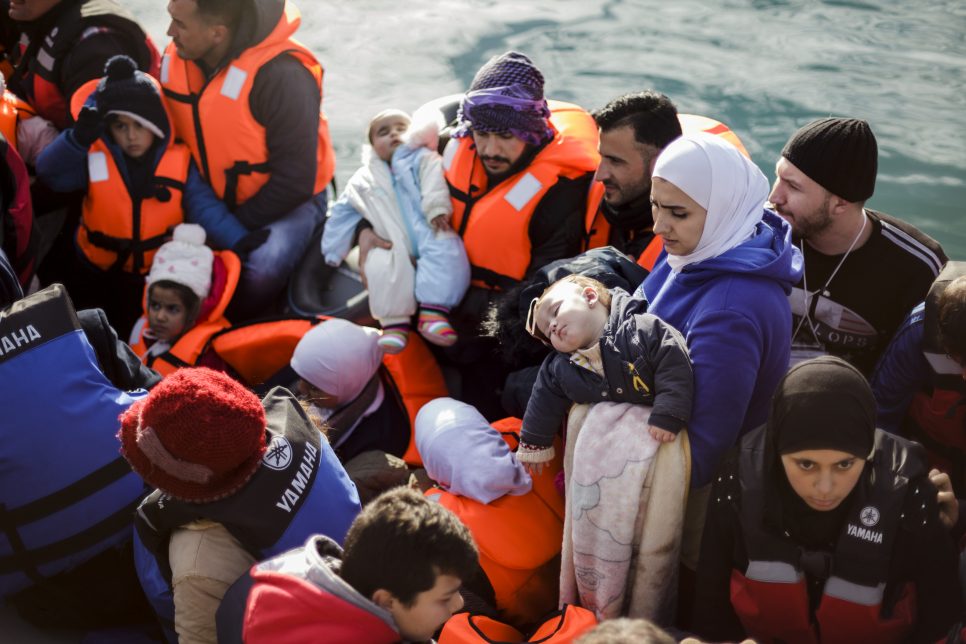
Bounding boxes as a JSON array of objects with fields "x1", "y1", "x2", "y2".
[
  {"x1": 216, "y1": 487, "x2": 478, "y2": 643},
  {"x1": 587, "y1": 91, "x2": 682, "y2": 259},
  {"x1": 162, "y1": 0, "x2": 336, "y2": 319},
  {"x1": 4, "y1": 0, "x2": 158, "y2": 130},
  {"x1": 770, "y1": 117, "x2": 946, "y2": 375}
]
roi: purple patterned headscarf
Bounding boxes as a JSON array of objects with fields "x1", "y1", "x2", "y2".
[{"x1": 453, "y1": 51, "x2": 554, "y2": 146}]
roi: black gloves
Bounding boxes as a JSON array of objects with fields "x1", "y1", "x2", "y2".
[
  {"x1": 232, "y1": 228, "x2": 271, "y2": 261},
  {"x1": 72, "y1": 106, "x2": 103, "y2": 148}
]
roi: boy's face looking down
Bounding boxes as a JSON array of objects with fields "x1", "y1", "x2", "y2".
[
  {"x1": 147, "y1": 285, "x2": 190, "y2": 343},
  {"x1": 374, "y1": 571, "x2": 465, "y2": 642},
  {"x1": 533, "y1": 279, "x2": 610, "y2": 353},
  {"x1": 109, "y1": 114, "x2": 156, "y2": 159},
  {"x1": 369, "y1": 111, "x2": 411, "y2": 162}
]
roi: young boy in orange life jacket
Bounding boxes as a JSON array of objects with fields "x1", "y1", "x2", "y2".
[
  {"x1": 518, "y1": 275, "x2": 695, "y2": 472},
  {"x1": 35, "y1": 55, "x2": 262, "y2": 336}
]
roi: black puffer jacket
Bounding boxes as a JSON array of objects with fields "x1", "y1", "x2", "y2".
[{"x1": 520, "y1": 288, "x2": 693, "y2": 447}]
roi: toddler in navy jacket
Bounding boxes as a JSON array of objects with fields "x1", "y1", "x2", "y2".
[{"x1": 519, "y1": 274, "x2": 693, "y2": 470}]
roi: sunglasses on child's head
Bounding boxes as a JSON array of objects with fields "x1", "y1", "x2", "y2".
[{"x1": 525, "y1": 297, "x2": 551, "y2": 347}]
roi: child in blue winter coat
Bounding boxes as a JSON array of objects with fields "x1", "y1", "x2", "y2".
[
  {"x1": 35, "y1": 55, "x2": 261, "y2": 334},
  {"x1": 321, "y1": 108, "x2": 470, "y2": 354}
]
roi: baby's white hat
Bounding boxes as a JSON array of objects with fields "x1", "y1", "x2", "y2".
[{"x1": 147, "y1": 224, "x2": 213, "y2": 299}]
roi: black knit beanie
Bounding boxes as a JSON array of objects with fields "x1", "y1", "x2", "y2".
[
  {"x1": 95, "y1": 55, "x2": 168, "y2": 139},
  {"x1": 768, "y1": 355, "x2": 876, "y2": 458},
  {"x1": 781, "y1": 117, "x2": 877, "y2": 202}
]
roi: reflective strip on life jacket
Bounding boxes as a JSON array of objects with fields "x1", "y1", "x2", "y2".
[
  {"x1": 444, "y1": 100, "x2": 600, "y2": 290},
  {"x1": 160, "y1": 1, "x2": 334, "y2": 210}
]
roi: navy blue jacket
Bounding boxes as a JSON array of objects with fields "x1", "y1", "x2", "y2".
[{"x1": 521, "y1": 288, "x2": 693, "y2": 447}]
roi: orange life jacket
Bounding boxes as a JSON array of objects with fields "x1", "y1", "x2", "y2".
[
  {"x1": 159, "y1": 1, "x2": 334, "y2": 211},
  {"x1": 438, "y1": 605, "x2": 597, "y2": 643},
  {"x1": 0, "y1": 90, "x2": 35, "y2": 149},
  {"x1": 130, "y1": 249, "x2": 241, "y2": 375},
  {"x1": 204, "y1": 317, "x2": 447, "y2": 465},
  {"x1": 67, "y1": 78, "x2": 187, "y2": 274},
  {"x1": 426, "y1": 425, "x2": 564, "y2": 626},
  {"x1": 582, "y1": 113, "x2": 749, "y2": 256},
  {"x1": 444, "y1": 100, "x2": 600, "y2": 290}
]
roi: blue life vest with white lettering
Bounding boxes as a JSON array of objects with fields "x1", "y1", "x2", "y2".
[
  {"x1": 0, "y1": 284, "x2": 148, "y2": 597},
  {"x1": 132, "y1": 387, "x2": 360, "y2": 640},
  {"x1": 730, "y1": 424, "x2": 925, "y2": 644}
]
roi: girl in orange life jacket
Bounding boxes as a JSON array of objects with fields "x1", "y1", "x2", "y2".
[
  {"x1": 693, "y1": 356, "x2": 961, "y2": 644},
  {"x1": 133, "y1": 223, "x2": 212, "y2": 365},
  {"x1": 290, "y1": 319, "x2": 412, "y2": 463}
]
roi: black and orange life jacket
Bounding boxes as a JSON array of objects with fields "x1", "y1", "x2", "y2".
[
  {"x1": 444, "y1": 100, "x2": 600, "y2": 290},
  {"x1": 159, "y1": 1, "x2": 334, "y2": 211},
  {"x1": 438, "y1": 604, "x2": 597, "y2": 644}
]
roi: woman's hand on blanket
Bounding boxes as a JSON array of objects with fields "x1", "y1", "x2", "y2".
[
  {"x1": 431, "y1": 214, "x2": 452, "y2": 232},
  {"x1": 648, "y1": 425, "x2": 677, "y2": 443},
  {"x1": 358, "y1": 228, "x2": 393, "y2": 288}
]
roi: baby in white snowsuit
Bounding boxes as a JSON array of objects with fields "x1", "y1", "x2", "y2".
[{"x1": 321, "y1": 109, "x2": 470, "y2": 353}]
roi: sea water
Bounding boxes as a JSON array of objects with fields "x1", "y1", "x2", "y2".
[{"x1": 130, "y1": 0, "x2": 966, "y2": 257}]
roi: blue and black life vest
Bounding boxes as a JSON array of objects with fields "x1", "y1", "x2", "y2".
[
  {"x1": 133, "y1": 387, "x2": 361, "y2": 640},
  {"x1": 0, "y1": 284, "x2": 148, "y2": 596},
  {"x1": 905, "y1": 262, "x2": 966, "y2": 482}
]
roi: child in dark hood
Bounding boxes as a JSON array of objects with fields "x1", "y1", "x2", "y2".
[{"x1": 693, "y1": 356, "x2": 961, "y2": 643}]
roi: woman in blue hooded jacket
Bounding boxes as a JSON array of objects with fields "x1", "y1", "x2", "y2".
[{"x1": 639, "y1": 132, "x2": 802, "y2": 490}]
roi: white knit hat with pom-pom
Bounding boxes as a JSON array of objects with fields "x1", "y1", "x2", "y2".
[{"x1": 147, "y1": 224, "x2": 213, "y2": 299}]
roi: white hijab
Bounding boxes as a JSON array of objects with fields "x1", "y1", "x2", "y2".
[
  {"x1": 415, "y1": 398, "x2": 532, "y2": 504},
  {"x1": 290, "y1": 319, "x2": 384, "y2": 401},
  {"x1": 654, "y1": 132, "x2": 769, "y2": 272}
]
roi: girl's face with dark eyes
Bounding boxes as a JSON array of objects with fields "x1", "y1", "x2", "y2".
[{"x1": 780, "y1": 449, "x2": 865, "y2": 511}]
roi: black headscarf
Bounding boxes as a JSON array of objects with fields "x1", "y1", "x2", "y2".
[{"x1": 763, "y1": 356, "x2": 877, "y2": 549}]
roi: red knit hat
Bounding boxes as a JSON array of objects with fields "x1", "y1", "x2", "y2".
[{"x1": 118, "y1": 367, "x2": 267, "y2": 503}]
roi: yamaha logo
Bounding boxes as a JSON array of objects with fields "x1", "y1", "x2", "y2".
[
  {"x1": 262, "y1": 435, "x2": 293, "y2": 471},
  {"x1": 860, "y1": 506, "x2": 880, "y2": 527}
]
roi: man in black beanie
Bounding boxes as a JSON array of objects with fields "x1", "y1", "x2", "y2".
[{"x1": 769, "y1": 117, "x2": 946, "y2": 375}]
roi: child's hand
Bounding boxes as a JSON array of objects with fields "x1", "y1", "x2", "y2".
[
  {"x1": 431, "y1": 214, "x2": 452, "y2": 232},
  {"x1": 648, "y1": 425, "x2": 676, "y2": 443},
  {"x1": 524, "y1": 461, "x2": 545, "y2": 476}
]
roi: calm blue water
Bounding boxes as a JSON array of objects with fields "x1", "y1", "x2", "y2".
[{"x1": 131, "y1": 0, "x2": 966, "y2": 257}]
